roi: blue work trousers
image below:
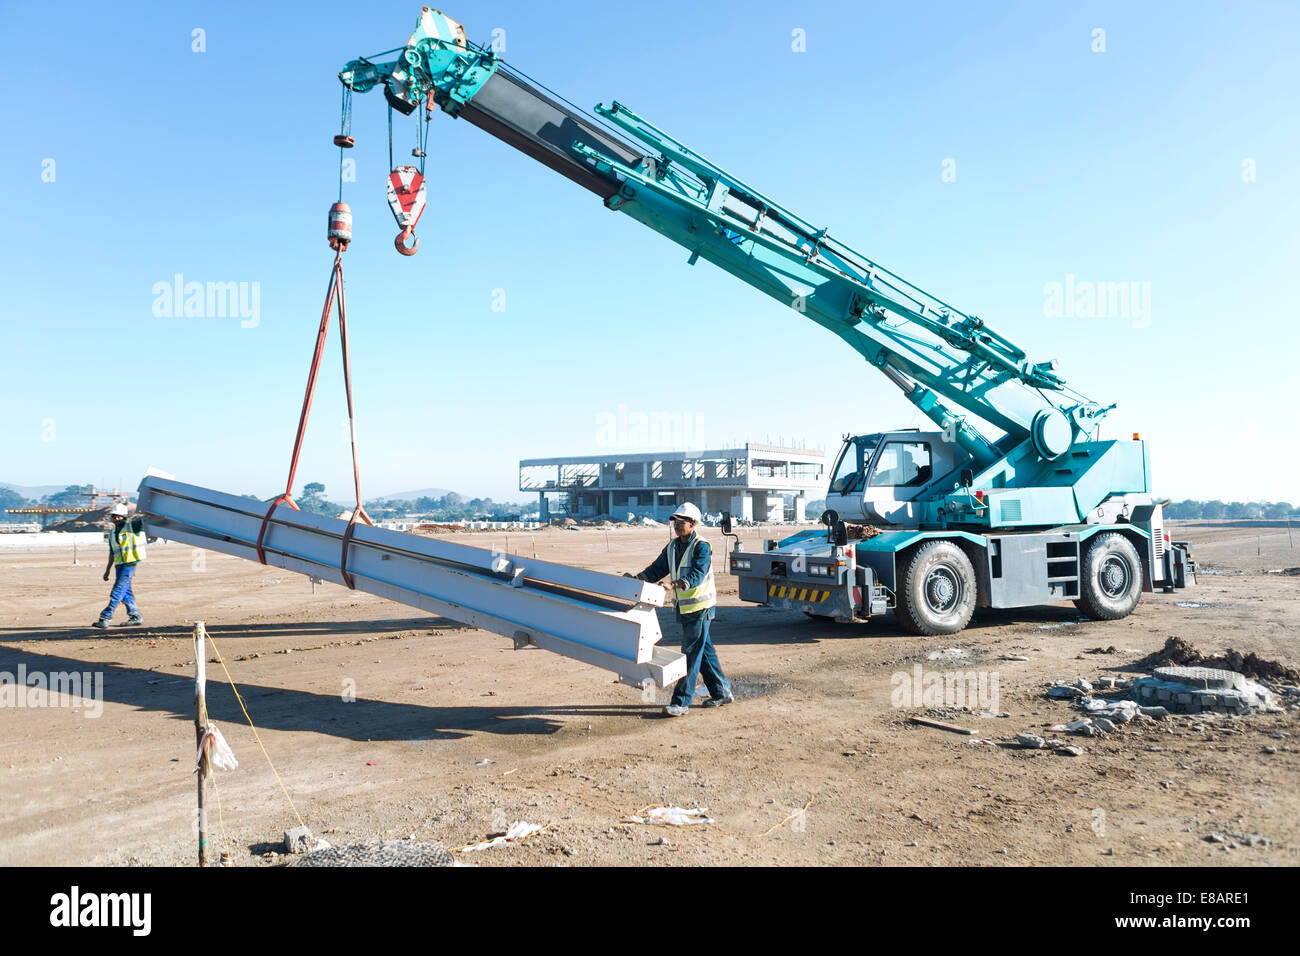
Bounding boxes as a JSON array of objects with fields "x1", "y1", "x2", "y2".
[
  {"x1": 100, "y1": 562, "x2": 140, "y2": 620},
  {"x1": 670, "y1": 607, "x2": 730, "y2": 708}
]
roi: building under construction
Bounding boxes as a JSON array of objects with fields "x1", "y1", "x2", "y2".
[{"x1": 519, "y1": 444, "x2": 825, "y2": 523}]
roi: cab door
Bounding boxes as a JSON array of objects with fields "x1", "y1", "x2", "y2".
[{"x1": 859, "y1": 432, "x2": 952, "y2": 524}]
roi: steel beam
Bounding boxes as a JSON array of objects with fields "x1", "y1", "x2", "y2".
[{"x1": 136, "y1": 477, "x2": 686, "y2": 688}]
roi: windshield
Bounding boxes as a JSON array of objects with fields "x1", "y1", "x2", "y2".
[{"x1": 829, "y1": 437, "x2": 878, "y2": 494}]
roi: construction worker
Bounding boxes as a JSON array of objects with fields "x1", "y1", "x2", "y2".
[
  {"x1": 93, "y1": 502, "x2": 146, "y2": 628},
  {"x1": 633, "y1": 502, "x2": 733, "y2": 716}
]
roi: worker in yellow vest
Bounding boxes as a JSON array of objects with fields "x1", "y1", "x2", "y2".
[
  {"x1": 634, "y1": 502, "x2": 733, "y2": 716},
  {"x1": 93, "y1": 502, "x2": 146, "y2": 628}
]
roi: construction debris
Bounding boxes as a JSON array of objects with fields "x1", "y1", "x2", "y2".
[
  {"x1": 910, "y1": 715, "x2": 978, "y2": 735},
  {"x1": 845, "y1": 522, "x2": 882, "y2": 540},
  {"x1": 284, "y1": 826, "x2": 316, "y2": 854},
  {"x1": 1041, "y1": 636, "x2": 1296, "y2": 719},
  {"x1": 459, "y1": 820, "x2": 545, "y2": 852},
  {"x1": 1130, "y1": 666, "x2": 1278, "y2": 716},
  {"x1": 1134, "y1": 637, "x2": 1300, "y2": 682},
  {"x1": 290, "y1": 840, "x2": 454, "y2": 866},
  {"x1": 628, "y1": 806, "x2": 714, "y2": 826}
]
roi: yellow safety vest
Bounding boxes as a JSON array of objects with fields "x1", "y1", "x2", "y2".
[
  {"x1": 109, "y1": 519, "x2": 147, "y2": 566},
  {"x1": 666, "y1": 534, "x2": 715, "y2": 615}
]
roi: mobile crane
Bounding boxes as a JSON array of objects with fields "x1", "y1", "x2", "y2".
[{"x1": 337, "y1": 7, "x2": 1196, "y2": 636}]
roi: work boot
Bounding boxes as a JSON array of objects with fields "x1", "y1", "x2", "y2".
[
  {"x1": 91, "y1": 618, "x2": 109, "y2": 629},
  {"x1": 703, "y1": 691, "x2": 735, "y2": 708},
  {"x1": 125, "y1": 615, "x2": 143, "y2": 626},
  {"x1": 662, "y1": 704, "x2": 689, "y2": 717}
]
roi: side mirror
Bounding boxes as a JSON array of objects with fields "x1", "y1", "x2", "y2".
[
  {"x1": 832, "y1": 520, "x2": 849, "y2": 547},
  {"x1": 720, "y1": 511, "x2": 733, "y2": 535},
  {"x1": 960, "y1": 468, "x2": 974, "y2": 488},
  {"x1": 820, "y1": 509, "x2": 839, "y2": 528}
]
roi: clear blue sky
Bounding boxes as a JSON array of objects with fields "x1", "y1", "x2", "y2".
[{"x1": 3, "y1": 0, "x2": 1296, "y2": 503}]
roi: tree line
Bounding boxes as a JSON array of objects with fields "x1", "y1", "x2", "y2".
[
  {"x1": 296, "y1": 482, "x2": 532, "y2": 521},
  {"x1": 1165, "y1": 500, "x2": 1295, "y2": 520},
  {"x1": 0, "y1": 483, "x2": 534, "y2": 524}
]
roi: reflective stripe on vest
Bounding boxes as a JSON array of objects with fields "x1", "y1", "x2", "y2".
[
  {"x1": 667, "y1": 534, "x2": 715, "y2": 614},
  {"x1": 110, "y1": 520, "x2": 147, "y2": 566}
]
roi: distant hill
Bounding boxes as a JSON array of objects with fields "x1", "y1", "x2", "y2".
[
  {"x1": 0, "y1": 482, "x2": 69, "y2": 500},
  {"x1": 368, "y1": 487, "x2": 455, "y2": 503}
]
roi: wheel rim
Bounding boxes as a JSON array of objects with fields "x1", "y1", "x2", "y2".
[
  {"x1": 923, "y1": 564, "x2": 963, "y2": 614},
  {"x1": 1098, "y1": 553, "x2": 1133, "y2": 598}
]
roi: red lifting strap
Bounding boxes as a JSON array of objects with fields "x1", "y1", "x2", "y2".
[{"x1": 255, "y1": 251, "x2": 372, "y2": 583}]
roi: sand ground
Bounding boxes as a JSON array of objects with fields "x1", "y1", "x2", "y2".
[{"x1": 0, "y1": 520, "x2": 1296, "y2": 866}]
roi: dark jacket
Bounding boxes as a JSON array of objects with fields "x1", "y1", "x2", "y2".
[{"x1": 637, "y1": 533, "x2": 712, "y2": 620}]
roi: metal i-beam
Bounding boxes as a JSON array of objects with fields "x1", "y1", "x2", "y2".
[{"x1": 136, "y1": 476, "x2": 686, "y2": 688}]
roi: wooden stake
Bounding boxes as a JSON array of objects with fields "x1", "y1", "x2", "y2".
[
  {"x1": 194, "y1": 620, "x2": 209, "y2": 867},
  {"x1": 909, "y1": 715, "x2": 977, "y2": 735}
]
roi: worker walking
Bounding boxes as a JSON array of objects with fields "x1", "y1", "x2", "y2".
[
  {"x1": 93, "y1": 502, "x2": 146, "y2": 628},
  {"x1": 634, "y1": 502, "x2": 733, "y2": 717}
]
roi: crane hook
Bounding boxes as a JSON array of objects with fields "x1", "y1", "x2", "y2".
[
  {"x1": 394, "y1": 226, "x2": 420, "y2": 256},
  {"x1": 386, "y1": 165, "x2": 427, "y2": 259}
]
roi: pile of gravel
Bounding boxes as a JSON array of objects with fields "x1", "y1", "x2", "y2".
[{"x1": 289, "y1": 840, "x2": 454, "y2": 867}]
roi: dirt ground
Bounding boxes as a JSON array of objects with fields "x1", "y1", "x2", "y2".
[{"x1": 1, "y1": 520, "x2": 1296, "y2": 867}]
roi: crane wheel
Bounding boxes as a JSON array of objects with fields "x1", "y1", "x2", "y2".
[
  {"x1": 895, "y1": 540, "x2": 977, "y2": 636},
  {"x1": 1074, "y1": 532, "x2": 1143, "y2": 621}
]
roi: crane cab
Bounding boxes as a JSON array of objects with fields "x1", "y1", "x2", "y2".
[{"x1": 825, "y1": 430, "x2": 969, "y2": 526}]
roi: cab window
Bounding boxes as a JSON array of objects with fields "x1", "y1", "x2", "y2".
[{"x1": 868, "y1": 441, "x2": 932, "y2": 487}]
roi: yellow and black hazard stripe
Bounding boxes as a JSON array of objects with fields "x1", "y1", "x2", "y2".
[{"x1": 767, "y1": 584, "x2": 831, "y2": 603}]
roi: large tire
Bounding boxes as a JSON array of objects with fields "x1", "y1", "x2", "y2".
[
  {"x1": 1074, "y1": 532, "x2": 1143, "y2": 620},
  {"x1": 895, "y1": 540, "x2": 977, "y2": 636}
]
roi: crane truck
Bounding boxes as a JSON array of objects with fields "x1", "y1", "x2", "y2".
[{"x1": 338, "y1": 7, "x2": 1196, "y2": 637}]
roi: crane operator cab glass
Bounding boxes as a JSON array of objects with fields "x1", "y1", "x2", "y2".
[{"x1": 826, "y1": 430, "x2": 964, "y2": 525}]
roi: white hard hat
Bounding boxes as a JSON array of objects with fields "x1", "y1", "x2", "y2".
[
  {"x1": 670, "y1": 502, "x2": 702, "y2": 523},
  {"x1": 110, "y1": 503, "x2": 129, "y2": 517}
]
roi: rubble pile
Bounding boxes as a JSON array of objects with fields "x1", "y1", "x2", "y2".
[
  {"x1": 1135, "y1": 636, "x2": 1300, "y2": 682},
  {"x1": 1131, "y1": 666, "x2": 1278, "y2": 716},
  {"x1": 1045, "y1": 659, "x2": 1286, "y2": 720}
]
